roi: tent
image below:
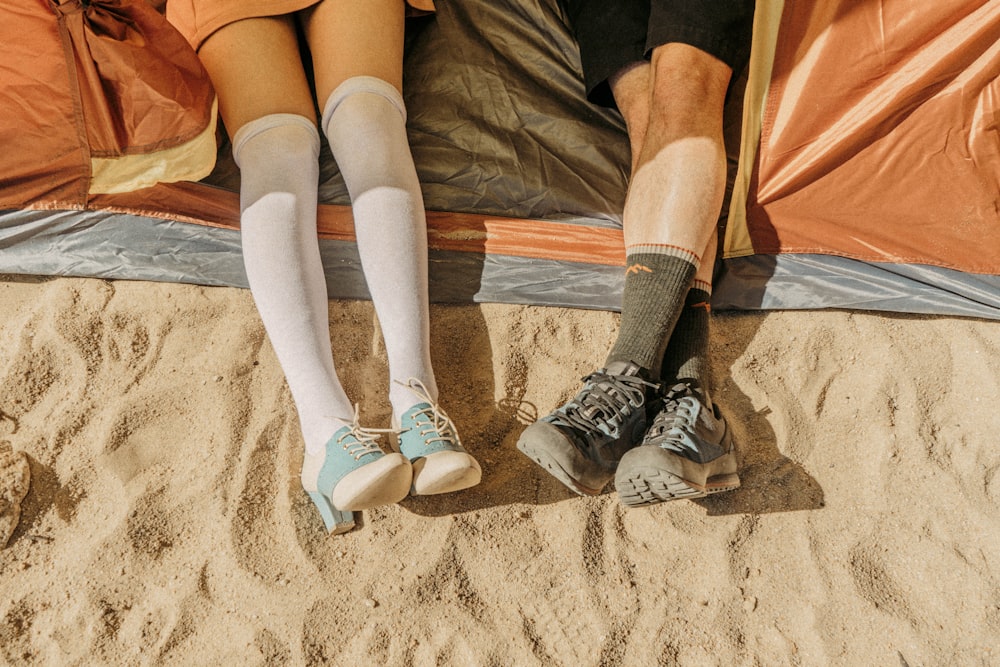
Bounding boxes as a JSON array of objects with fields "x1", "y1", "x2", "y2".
[
  {"x1": 718, "y1": 0, "x2": 1000, "y2": 319},
  {"x1": 2, "y1": 0, "x2": 998, "y2": 318}
]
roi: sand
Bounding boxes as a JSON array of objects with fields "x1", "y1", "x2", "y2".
[{"x1": 0, "y1": 273, "x2": 998, "y2": 665}]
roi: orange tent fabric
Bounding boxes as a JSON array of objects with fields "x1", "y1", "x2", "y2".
[
  {"x1": 727, "y1": 0, "x2": 1000, "y2": 275},
  {"x1": 0, "y1": 0, "x2": 216, "y2": 207}
]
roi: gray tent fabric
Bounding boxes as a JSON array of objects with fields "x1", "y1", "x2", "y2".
[
  {"x1": 2, "y1": 0, "x2": 998, "y2": 319},
  {"x1": 716, "y1": 255, "x2": 1000, "y2": 320},
  {"x1": 0, "y1": 207, "x2": 626, "y2": 310},
  {"x1": 6, "y1": 206, "x2": 998, "y2": 317}
]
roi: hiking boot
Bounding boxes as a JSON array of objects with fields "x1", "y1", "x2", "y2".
[
  {"x1": 516, "y1": 361, "x2": 658, "y2": 495},
  {"x1": 615, "y1": 382, "x2": 740, "y2": 507}
]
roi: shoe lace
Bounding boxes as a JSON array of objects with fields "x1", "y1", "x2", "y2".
[
  {"x1": 396, "y1": 378, "x2": 461, "y2": 447},
  {"x1": 643, "y1": 385, "x2": 700, "y2": 454},
  {"x1": 334, "y1": 405, "x2": 390, "y2": 460},
  {"x1": 551, "y1": 369, "x2": 656, "y2": 434}
]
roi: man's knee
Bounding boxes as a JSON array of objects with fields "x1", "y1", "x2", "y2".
[{"x1": 649, "y1": 43, "x2": 732, "y2": 115}]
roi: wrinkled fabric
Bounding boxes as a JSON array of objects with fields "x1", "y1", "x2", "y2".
[
  {"x1": 0, "y1": 0, "x2": 215, "y2": 206},
  {"x1": 0, "y1": 0, "x2": 997, "y2": 319},
  {"x1": 731, "y1": 0, "x2": 1000, "y2": 275},
  {"x1": 714, "y1": 253, "x2": 1000, "y2": 319}
]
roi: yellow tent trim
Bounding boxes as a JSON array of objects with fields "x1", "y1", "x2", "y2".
[
  {"x1": 724, "y1": 0, "x2": 783, "y2": 259},
  {"x1": 89, "y1": 97, "x2": 219, "y2": 196}
]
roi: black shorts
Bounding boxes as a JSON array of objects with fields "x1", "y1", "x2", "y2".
[{"x1": 563, "y1": 0, "x2": 755, "y2": 108}]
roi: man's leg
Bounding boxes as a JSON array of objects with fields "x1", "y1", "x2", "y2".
[
  {"x1": 518, "y1": 0, "x2": 750, "y2": 498},
  {"x1": 608, "y1": 43, "x2": 740, "y2": 506},
  {"x1": 517, "y1": 45, "x2": 729, "y2": 497},
  {"x1": 516, "y1": 2, "x2": 659, "y2": 497},
  {"x1": 615, "y1": 226, "x2": 740, "y2": 508},
  {"x1": 608, "y1": 42, "x2": 728, "y2": 372}
]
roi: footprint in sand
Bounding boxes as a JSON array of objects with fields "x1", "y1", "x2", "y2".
[{"x1": 0, "y1": 441, "x2": 30, "y2": 546}]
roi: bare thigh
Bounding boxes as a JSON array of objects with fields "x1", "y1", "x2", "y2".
[
  {"x1": 301, "y1": 0, "x2": 406, "y2": 104},
  {"x1": 198, "y1": 16, "x2": 317, "y2": 138}
]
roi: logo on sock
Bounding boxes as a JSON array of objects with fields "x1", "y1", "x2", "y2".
[
  {"x1": 625, "y1": 263, "x2": 653, "y2": 275},
  {"x1": 691, "y1": 301, "x2": 711, "y2": 312}
]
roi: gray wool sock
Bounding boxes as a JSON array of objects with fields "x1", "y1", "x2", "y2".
[
  {"x1": 659, "y1": 286, "x2": 713, "y2": 406},
  {"x1": 607, "y1": 252, "x2": 696, "y2": 373}
]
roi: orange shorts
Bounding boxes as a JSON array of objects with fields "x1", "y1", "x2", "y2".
[{"x1": 166, "y1": 0, "x2": 434, "y2": 51}]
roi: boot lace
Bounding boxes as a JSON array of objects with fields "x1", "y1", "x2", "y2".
[
  {"x1": 643, "y1": 384, "x2": 701, "y2": 454},
  {"x1": 550, "y1": 369, "x2": 656, "y2": 435},
  {"x1": 334, "y1": 405, "x2": 390, "y2": 460}
]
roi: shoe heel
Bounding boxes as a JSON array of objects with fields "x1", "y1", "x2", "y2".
[
  {"x1": 704, "y1": 472, "x2": 741, "y2": 494},
  {"x1": 306, "y1": 490, "x2": 356, "y2": 535}
]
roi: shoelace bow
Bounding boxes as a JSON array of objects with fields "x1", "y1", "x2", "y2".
[
  {"x1": 553, "y1": 370, "x2": 656, "y2": 433},
  {"x1": 397, "y1": 378, "x2": 460, "y2": 447},
  {"x1": 409, "y1": 404, "x2": 459, "y2": 447}
]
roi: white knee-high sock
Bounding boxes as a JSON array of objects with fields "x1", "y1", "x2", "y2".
[
  {"x1": 322, "y1": 76, "x2": 437, "y2": 420},
  {"x1": 233, "y1": 114, "x2": 354, "y2": 455}
]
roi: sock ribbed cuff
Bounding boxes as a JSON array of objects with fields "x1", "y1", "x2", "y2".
[
  {"x1": 321, "y1": 76, "x2": 405, "y2": 138},
  {"x1": 231, "y1": 113, "x2": 319, "y2": 169},
  {"x1": 626, "y1": 243, "x2": 701, "y2": 266}
]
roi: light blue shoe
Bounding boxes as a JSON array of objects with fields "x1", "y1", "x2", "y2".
[
  {"x1": 301, "y1": 409, "x2": 412, "y2": 533},
  {"x1": 395, "y1": 379, "x2": 481, "y2": 496}
]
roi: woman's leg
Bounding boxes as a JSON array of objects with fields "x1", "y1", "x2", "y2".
[
  {"x1": 302, "y1": 0, "x2": 480, "y2": 494},
  {"x1": 199, "y1": 18, "x2": 411, "y2": 523},
  {"x1": 199, "y1": 17, "x2": 353, "y2": 453},
  {"x1": 302, "y1": 0, "x2": 434, "y2": 421}
]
